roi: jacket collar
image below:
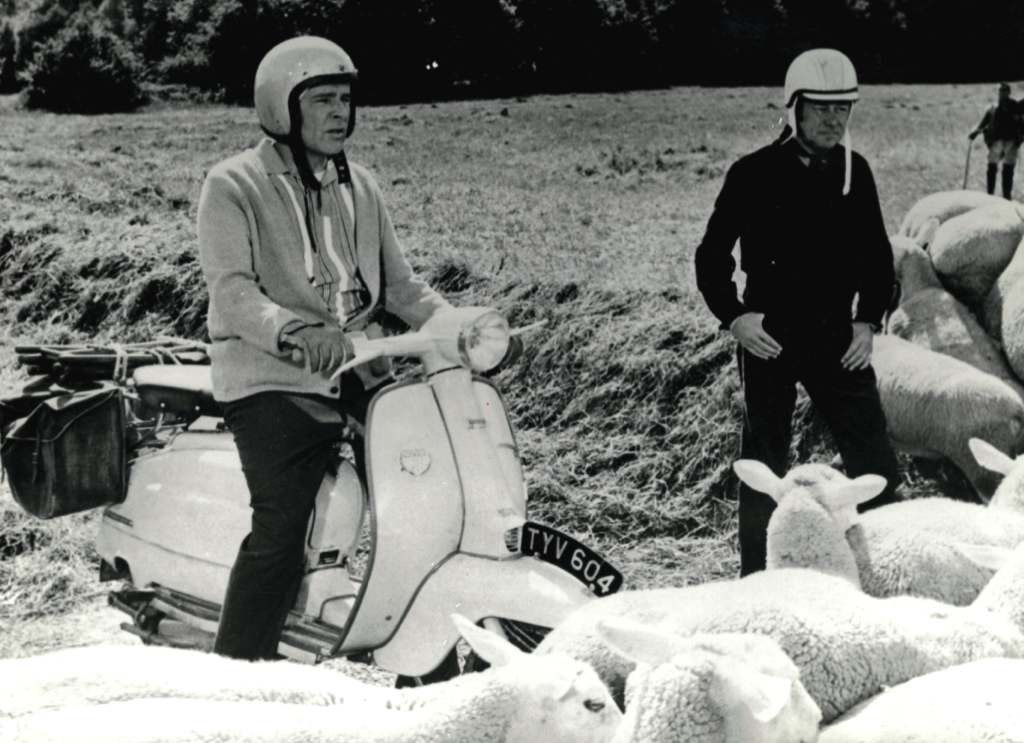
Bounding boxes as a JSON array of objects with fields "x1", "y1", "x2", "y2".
[{"x1": 256, "y1": 137, "x2": 340, "y2": 186}]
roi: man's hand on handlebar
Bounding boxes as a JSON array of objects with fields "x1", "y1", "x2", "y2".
[
  {"x1": 729, "y1": 312, "x2": 783, "y2": 360},
  {"x1": 282, "y1": 326, "x2": 354, "y2": 375}
]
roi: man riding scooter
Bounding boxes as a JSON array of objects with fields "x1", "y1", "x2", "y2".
[{"x1": 197, "y1": 36, "x2": 451, "y2": 662}]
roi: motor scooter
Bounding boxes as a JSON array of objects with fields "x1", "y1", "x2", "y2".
[{"x1": 97, "y1": 307, "x2": 623, "y2": 681}]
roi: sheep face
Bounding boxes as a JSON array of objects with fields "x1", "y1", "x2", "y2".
[
  {"x1": 452, "y1": 614, "x2": 621, "y2": 743},
  {"x1": 503, "y1": 658, "x2": 621, "y2": 743},
  {"x1": 599, "y1": 622, "x2": 821, "y2": 743},
  {"x1": 889, "y1": 233, "x2": 941, "y2": 298}
]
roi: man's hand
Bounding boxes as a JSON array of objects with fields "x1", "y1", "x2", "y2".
[
  {"x1": 841, "y1": 322, "x2": 875, "y2": 371},
  {"x1": 283, "y1": 325, "x2": 354, "y2": 375},
  {"x1": 729, "y1": 312, "x2": 782, "y2": 360},
  {"x1": 968, "y1": 130, "x2": 979, "y2": 140}
]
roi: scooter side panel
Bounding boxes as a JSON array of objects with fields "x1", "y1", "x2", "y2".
[
  {"x1": 96, "y1": 432, "x2": 250, "y2": 604},
  {"x1": 473, "y1": 380, "x2": 526, "y2": 514},
  {"x1": 343, "y1": 382, "x2": 464, "y2": 650},
  {"x1": 372, "y1": 554, "x2": 594, "y2": 676}
]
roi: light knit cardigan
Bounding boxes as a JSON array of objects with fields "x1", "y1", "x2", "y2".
[{"x1": 197, "y1": 138, "x2": 449, "y2": 402}]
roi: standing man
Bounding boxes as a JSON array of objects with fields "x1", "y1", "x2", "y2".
[
  {"x1": 968, "y1": 83, "x2": 1023, "y2": 199},
  {"x1": 694, "y1": 48, "x2": 901, "y2": 576},
  {"x1": 197, "y1": 36, "x2": 450, "y2": 660}
]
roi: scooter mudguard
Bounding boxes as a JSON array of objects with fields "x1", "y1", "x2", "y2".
[{"x1": 371, "y1": 554, "x2": 595, "y2": 677}]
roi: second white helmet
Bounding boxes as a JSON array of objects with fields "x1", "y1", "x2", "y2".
[
  {"x1": 254, "y1": 36, "x2": 358, "y2": 138},
  {"x1": 783, "y1": 48, "x2": 858, "y2": 109}
]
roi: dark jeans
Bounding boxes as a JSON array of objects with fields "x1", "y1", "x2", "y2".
[
  {"x1": 213, "y1": 376, "x2": 376, "y2": 660},
  {"x1": 736, "y1": 340, "x2": 900, "y2": 577}
]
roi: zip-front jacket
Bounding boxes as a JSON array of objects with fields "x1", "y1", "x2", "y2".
[
  {"x1": 198, "y1": 138, "x2": 449, "y2": 402},
  {"x1": 694, "y1": 138, "x2": 895, "y2": 349}
]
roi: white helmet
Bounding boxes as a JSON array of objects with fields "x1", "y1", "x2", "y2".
[
  {"x1": 783, "y1": 48, "x2": 859, "y2": 108},
  {"x1": 254, "y1": 36, "x2": 358, "y2": 139},
  {"x1": 782, "y1": 48, "x2": 858, "y2": 195}
]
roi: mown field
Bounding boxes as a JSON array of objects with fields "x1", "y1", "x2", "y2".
[{"x1": 0, "y1": 81, "x2": 1006, "y2": 654}]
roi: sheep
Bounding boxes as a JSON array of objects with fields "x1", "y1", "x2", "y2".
[
  {"x1": 2, "y1": 693, "x2": 613, "y2": 743},
  {"x1": 871, "y1": 333, "x2": 1024, "y2": 498},
  {"x1": 596, "y1": 621, "x2": 821, "y2": 743},
  {"x1": 818, "y1": 657, "x2": 1024, "y2": 742},
  {"x1": 886, "y1": 234, "x2": 1024, "y2": 401},
  {"x1": 733, "y1": 462, "x2": 887, "y2": 588},
  {"x1": 897, "y1": 189, "x2": 1004, "y2": 243},
  {"x1": 737, "y1": 457, "x2": 1014, "y2": 606},
  {"x1": 0, "y1": 614, "x2": 621, "y2": 743},
  {"x1": 854, "y1": 438, "x2": 1024, "y2": 550},
  {"x1": 536, "y1": 542, "x2": 1024, "y2": 724},
  {"x1": 928, "y1": 200, "x2": 1024, "y2": 315},
  {"x1": 974, "y1": 435, "x2": 1024, "y2": 512},
  {"x1": 982, "y1": 232, "x2": 1024, "y2": 380}
]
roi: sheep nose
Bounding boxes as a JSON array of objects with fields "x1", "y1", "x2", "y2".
[{"x1": 584, "y1": 699, "x2": 606, "y2": 712}]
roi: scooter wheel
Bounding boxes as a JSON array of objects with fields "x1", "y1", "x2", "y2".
[{"x1": 394, "y1": 648, "x2": 462, "y2": 688}]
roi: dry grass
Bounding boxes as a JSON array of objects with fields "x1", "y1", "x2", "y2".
[
  {"x1": 0, "y1": 81, "x2": 1006, "y2": 646},
  {"x1": 0, "y1": 493, "x2": 103, "y2": 623}
]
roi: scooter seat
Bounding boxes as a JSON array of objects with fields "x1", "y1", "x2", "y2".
[{"x1": 132, "y1": 364, "x2": 222, "y2": 418}]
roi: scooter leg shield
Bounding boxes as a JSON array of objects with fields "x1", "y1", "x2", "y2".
[{"x1": 371, "y1": 554, "x2": 595, "y2": 677}]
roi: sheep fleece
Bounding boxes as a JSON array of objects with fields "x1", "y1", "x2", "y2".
[
  {"x1": 819, "y1": 658, "x2": 1024, "y2": 742},
  {"x1": 537, "y1": 567, "x2": 1024, "y2": 723}
]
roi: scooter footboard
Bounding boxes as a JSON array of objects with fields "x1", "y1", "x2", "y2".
[{"x1": 371, "y1": 553, "x2": 594, "y2": 677}]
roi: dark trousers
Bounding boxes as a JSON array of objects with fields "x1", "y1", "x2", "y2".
[
  {"x1": 213, "y1": 378, "x2": 375, "y2": 660},
  {"x1": 736, "y1": 344, "x2": 900, "y2": 576}
]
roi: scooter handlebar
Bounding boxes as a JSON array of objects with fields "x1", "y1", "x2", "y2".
[{"x1": 289, "y1": 312, "x2": 547, "y2": 380}]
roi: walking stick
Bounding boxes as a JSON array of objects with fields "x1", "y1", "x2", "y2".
[{"x1": 962, "y1": 139, "x2": 973, "y2": 189}]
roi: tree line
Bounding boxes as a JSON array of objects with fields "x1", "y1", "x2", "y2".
[{"x1": 2, "y1": 0, "x2": 1023, "y2": 113}]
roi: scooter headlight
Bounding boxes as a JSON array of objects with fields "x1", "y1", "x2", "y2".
[{"x1": 457, "y1": 310, "x2": 510, "y2": 372}]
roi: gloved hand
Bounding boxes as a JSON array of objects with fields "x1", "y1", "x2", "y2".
[
  {"x1": 282, "y1": 326, "x2": 354, "y2": 375},
  {"x1": 968, "y1": 131, "x2": 979, "y2": 140}
]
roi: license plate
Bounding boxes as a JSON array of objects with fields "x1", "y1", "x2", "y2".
[{"x1": 520, "y1": 522, "x2": 623, "y2": 597}]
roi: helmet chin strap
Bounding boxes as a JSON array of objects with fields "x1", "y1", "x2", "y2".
[{"x1": 842, "y1": 118, "x2": 852, "y2": 196}]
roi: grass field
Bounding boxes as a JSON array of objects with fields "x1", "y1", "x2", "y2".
[{"x1": 0, "y1": 80, "x2": 1009, "y2": 651}]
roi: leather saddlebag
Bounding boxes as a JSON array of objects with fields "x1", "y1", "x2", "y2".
[{"x1": 1, "y1": 386, "x2": 127, "y2": 519}]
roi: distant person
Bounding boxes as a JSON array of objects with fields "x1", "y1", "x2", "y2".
[
  {"x1": 968, "y1": 82, "x2": 1023, "y2": 199},
  {"x1": 197, "y1": 36, "x2": 450, "y2": 661},
  {"x1": 694, "y1": 48, "x2": 901, "y2": 576}
]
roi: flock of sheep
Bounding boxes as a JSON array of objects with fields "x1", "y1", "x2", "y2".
[{"x1": 4, "y1": 189, "x2": 1024, "y2": 741}]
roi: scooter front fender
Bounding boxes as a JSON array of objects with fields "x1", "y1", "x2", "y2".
[{"x1": 371, "y1": 553, "x2": 595, "y2": 677}]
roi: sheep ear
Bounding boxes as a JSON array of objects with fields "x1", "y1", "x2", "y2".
[
  {"x1": 916, "y1": 217, "x2": 939, "y2": 248},
  {"x1": 970, "y1": 438, "x2": 1015, "y2": 476},
  {"x1": 451, "y1": 614, "x2": 520, "y2": 668},
  {"x1": 595, "y1": 618, "x2": 686, "y2": 665},
  {"x1": 712, "y1": 659, "x2": 795, "y2": 724},
  {"x1": 733, "y1": 460, "x2": 783, "y2": 500},
  {"x1": 954, "y1": 543, "x2": 1013, "y2": 572},
  {"x1": 830, "y1": 474, "x2": 887, "y2": 509}
]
